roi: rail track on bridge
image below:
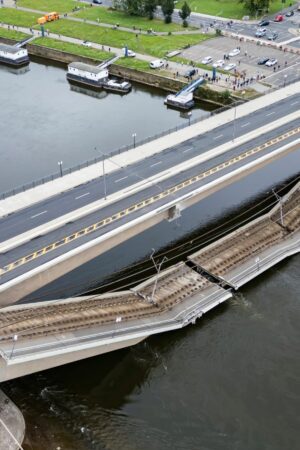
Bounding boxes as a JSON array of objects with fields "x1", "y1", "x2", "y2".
[{"x1": 0, "y1": 181, "x2": 299, "y2": 344}]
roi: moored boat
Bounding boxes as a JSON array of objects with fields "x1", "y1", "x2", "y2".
[{"x1": 0, "y1": 44, "x2": 29, "y2": 67}]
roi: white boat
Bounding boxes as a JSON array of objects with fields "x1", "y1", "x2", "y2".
[
  {"x1": 0, "y1": 44, "x2": 29, "y2": 67},
  {"x1": 66, "y1": 61, "x2": 131, "y2": 93}
]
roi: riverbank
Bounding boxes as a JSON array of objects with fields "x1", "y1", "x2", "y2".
[
  {"x1": 0, "y1": 33, "x2": 234, "y2": 106},
  {"x1": 0, "y1": 390, "x2": 25, "y2": 450}
]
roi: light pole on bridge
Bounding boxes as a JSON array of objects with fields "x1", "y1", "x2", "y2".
[{"x1": 58, "y1": 161, "x2": 63, "y2": 177}]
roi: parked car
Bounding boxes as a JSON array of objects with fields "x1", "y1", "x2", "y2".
[
  {"x1": 224, "y1": 63, "x2": 236, "y2": 71},
  {"x1": 255, "y1": 28, "x2": 267, "y2": 37},
  {"x1": 258, "y1": 19, "x2": 270, "y2": 26},
  {"x1": 257, "y1": 57, "x2": 269, "y2": 65},
  {"x1": 149, "y1": 59, "x2": 164, "y2": 69},
  {"x1": 228, "y1": 48, "x2": 240, "y2": 57},
  {"x1": 285, "y1": 10, "x2": 294, "y2": 17},
  {"x1": 93, "y1": 0, "x2": 102, "y2": 4},
  {"x1": 122, "y1": 48, "x2": 136, "y2": 57},
  {"x1": 265, "y1": 58, "x2": 277, "y2": 66},
  {"x1": 213, "y1": 59, "x2": 225, "y2": 68},
  {"x1": 274, "y1": 14, "x2": 283, "y2": 22},
  {"x1": 267, "y1": 32, "x2": 278, "y2": 40},
  {"x1": 184, "y1": 68, "x2": 196, "y2": 78},
  {"x1": 82, "y1": 41, "x2": 92, "y2": 47},
  {"x1": 201, "y1": 56, "x2": 213, "y2": 65}
]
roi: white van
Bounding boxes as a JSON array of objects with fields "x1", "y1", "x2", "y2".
[{"x1": 149, "y1": 59, "x2": 164, "y2": 69}]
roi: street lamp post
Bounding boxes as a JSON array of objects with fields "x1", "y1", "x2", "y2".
[
  {"x1": 10, "y1": 334, "x2": 18, "y2": 359},
  {"x1": 58, "y1": 161, "x2": 63, "y2": 177},
  {"x1": 102, "y1": 155, "x2": 107, "y2": 200},
  {"x1": 149, "y1": 249, "x2": 168, "y2": 304},
  {"x1": 255, "y1": 257, "x2": 260, "y2": 271},
  {"x1": 284, "y1": 74, "x2": 287, "y2": 87},
  {"x1": 272, "y1": 189, "x2": 284, "y2": 227},
  {"x1": 232, "y1": 103, "x2": 237, "y2": 142},
  {"x1": 132, "y1": 132, "x2": 137, "y2": 148},
  {"x1": 187, "y1": 111, "x2": 192, "y2": 126}
]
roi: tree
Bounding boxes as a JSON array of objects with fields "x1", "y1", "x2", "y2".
[
  {"x1": 239, "y1": 0, "x2": 272, "y2": 15},
  {"x1": 161, "y1": 0, "x2": 174, "y2": 23},
  {"x1": 179, "y1": 1, "x2": 191, "y2": 27},
  {"x1": 144, "y1": 0, "x2": 157, "y2": 19}
]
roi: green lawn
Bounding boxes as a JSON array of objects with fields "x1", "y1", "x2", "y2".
[
  {"x1": 75, "y1": 6, "x2": 192, "y2": 32},
  {"x1": 47, "y1": 19, "x2": 210, "y2": 57},
  {"x1": 176, "y1": 0, "x2": 296, "y2": 19},
  {"x1": 0, "y1": 28, "x2": 29, "y2": 40},
  {"x1": 18, "y1": 0, "x2": 86, "y2": 14},
  {"x1": 0, "y1": 8, "x2": 40, "y2": 27},
  {"x1": 33, "y1": 36, "x2": 155, "y2": 72},
  {"x1": 33, "y1": 36, "x2": 112, "y2": 59}
]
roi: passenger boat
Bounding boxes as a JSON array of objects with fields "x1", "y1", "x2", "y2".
[
  {"x1": 0, "y1": 44, "x2": 29, "y2": 67},
  {"x1": 66, "y1": 62, "x2": 131, "y2": 94}
]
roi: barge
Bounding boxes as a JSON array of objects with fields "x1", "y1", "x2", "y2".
[
  {"x1": 66, "y1": 61, "x2": 131, "y2": 94},
  {"x1": 0, "y1": 44, "x2": 29, "y2": 67}
]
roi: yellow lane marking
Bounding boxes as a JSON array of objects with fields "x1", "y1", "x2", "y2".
[{"x1": 1, "y1": 126, "x2": 299, "y2": 276}]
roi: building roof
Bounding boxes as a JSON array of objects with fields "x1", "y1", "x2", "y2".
[
  {"x1": 68, "y1": 62, "x2": 103, "y2": 74},
  {"x1": 0, "y1": 44, "x2": 24, "y2": 54}
]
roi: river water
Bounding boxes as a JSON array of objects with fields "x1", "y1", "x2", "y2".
[{"x1": 0, "y1": 60, "x2": 299, "y2": 450}]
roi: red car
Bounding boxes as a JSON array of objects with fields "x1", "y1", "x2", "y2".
[{"x1": 274, "y1": 14, "x2": 283, "y2": 22}]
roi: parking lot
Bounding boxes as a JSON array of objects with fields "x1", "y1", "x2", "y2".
[{"x1": 181, "y1": 35, "x2": 300, "y2": 87}]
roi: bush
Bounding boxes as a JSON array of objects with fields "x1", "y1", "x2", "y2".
[{"x1": 182, "y1": 19, "x2": 188, "y2": 27}]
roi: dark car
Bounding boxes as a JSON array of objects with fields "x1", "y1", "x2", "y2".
[
  {"x1": 285, "y1": 10, "x2": 294, "y2": 17},
  {"x1": 93, "y1": 0, "x2": 102, "y2": 4},
  {"x1": 257, "y1": 57, "x2": 269, "y2": 65},
  {"x1": 184, "y1": 68, "x2": 196, "y2": 78},
  {"x1": 267, "y1": 31, "x2": 278, "y2": 40},
  {"x1": 258, "y1": 19, "x2": 270, "y2": 26}
]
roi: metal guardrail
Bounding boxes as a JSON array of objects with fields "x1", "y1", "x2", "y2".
[{"x1": 0, "y1": 103, "x2": 233, "y2": 200}]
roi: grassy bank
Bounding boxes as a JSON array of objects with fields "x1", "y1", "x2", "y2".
[
  {"x1": 0, "y1": 27, "x2": 29, "y2": 40},
  {"x1": 33, "y1": 36, "x2": 112, "y2": 59},
  {"x1": 176, "y1": 0, "x2": 296, "y2": 19},
  {"x1": 33, "y1": 36, "x2": 158, "y2": 72},
  {"x1": 47, "y1": 19, "x2": 210, "y2": 57},
  {"x1": 18, "y1": 0, "x2": 85, "y2": 14},
  {"x1": 75, "y1": 6, "x2": 192, "y2": 32},
  {"x1": 0, "y1": 8, "x2": 40, "y2": 27}
]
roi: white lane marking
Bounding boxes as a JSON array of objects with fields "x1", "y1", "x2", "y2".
[
  {"x1": 150, "y1": 161, "x2": 162, "y2": 167},
  {"x1": 214, "y1": 134, "x2": 223, "y2": 140},
  {"x1": 183, "y1": 147, "x2": 194, "y2": 153},
  {"x1": 30, "y1": 210, "x2": 47, "y2": 219},
  {"x1": 291, "y1": 101, "x2": 298, "y2": 106},
  {"x1": 75, "y1": 192, "x2": 90, "y2": 200},
  {"x1": 115, "y1": 176, "x2": 128, "y2": 183},
  {"x1": 266, "y1": 111, "x2": 275, "y2": 116},
  {"x1": 241, "y1": 122, "x2": 250, "y2": 128}
]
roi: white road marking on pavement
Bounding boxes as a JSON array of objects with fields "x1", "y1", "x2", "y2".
[
  {"x1": 75, "y1": 192, "x2": 90, "y2": 200},
  {"x1": 115, "y1": 176, "x2": 128, "y2": 183},
  {"x1": 150, "y1": 161, "x2": 162, "y2": 167},
  {"x1": 291, "y1": 101, "x2": 298, "y2": 106},
  {"x1": 241, "y1": 122, "x2": 250, "y2": 128},
  {"x1": 266, "y1": 111, "x2": 275, "y2": 116},
  {"x1": 30, "y1": 210, "x2": 47, "y2": 219},
  {"x1": 183, "y1": 147, "x2": 194, "y2": 153},
  {"x1": 214, "y1": 134, "x2": 223, "y2": 140}
]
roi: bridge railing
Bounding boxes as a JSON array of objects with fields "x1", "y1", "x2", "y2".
[{"x1": 0, "y1": 103, "x2": 238, "y2": 201}]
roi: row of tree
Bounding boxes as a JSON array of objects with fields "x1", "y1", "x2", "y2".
[
  {"x1": 112, "y1": 0, "x2": 192, "y2": 25},
  {"x1": 239, "y1": 0, "x2": 273, "y2": 15}
]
